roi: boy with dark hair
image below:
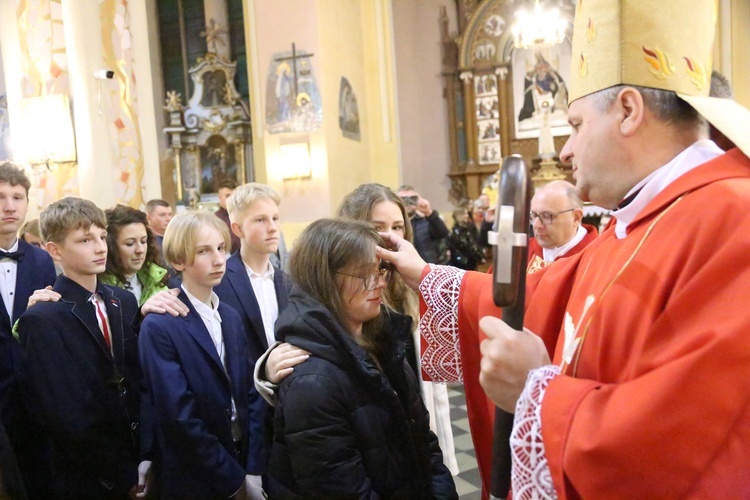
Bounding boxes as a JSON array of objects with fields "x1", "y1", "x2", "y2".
[
  {"x1": 214, "y1": 178, "x2": 241, "y2": 254},
  {"x1": 17, "y1": 197, "x2": 144, "y2": 498},
  {"x1": 145, "y1": 199, "x2": 172, "y2": 251},
  {"x1": 0, "y1": 161, "x2": 56, "y2": 496}
]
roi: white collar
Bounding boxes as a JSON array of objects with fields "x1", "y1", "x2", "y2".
[
  {"x1": 542, "y1": 224, "x2": 587, "y2": 262},
  {"x1": 244, "y1": 260, "x2": 274, "y2": 279},
  {"x1": 181, "y1": 285, "x2": 222, "y2": 322},
  {"x1": 1, "y1": 239, "x2": 19, "y2": 253},
  {"x1": 612, "y1": 140, "x2": 723, "y2": 239}
]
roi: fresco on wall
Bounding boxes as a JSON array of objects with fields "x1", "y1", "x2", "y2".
[
  {"x1": 338, "y1": 77, "x2": 360, "y2": 141},
  {"x1": 265, "y1": 47, "x2": 322, "y2": 134},
  {"x1": 0, "y1": 95, "x2": 10, "y2": 161}
]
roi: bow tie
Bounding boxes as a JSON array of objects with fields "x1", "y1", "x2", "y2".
[{"x1": 0, "y1": 249, "x2": 24, "y2": 262}]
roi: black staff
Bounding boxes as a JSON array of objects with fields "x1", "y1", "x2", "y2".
[{"x1": 488, "y1": 155, "x2": 532, "y2": 499}]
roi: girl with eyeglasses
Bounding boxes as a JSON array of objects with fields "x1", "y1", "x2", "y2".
[{"x1": 266, "y1": 218, "x2": 456, "y2": 499}]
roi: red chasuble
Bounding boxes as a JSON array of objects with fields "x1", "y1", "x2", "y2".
[{"x1": 422, "y1": 149, "x2": 750, "y2": 498}]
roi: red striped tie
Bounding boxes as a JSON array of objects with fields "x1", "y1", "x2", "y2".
[{"x1": 92, "y1": 295, "x2": 112, "y2": 350}]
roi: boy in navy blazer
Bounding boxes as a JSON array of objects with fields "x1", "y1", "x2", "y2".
[
  {"x1": 17, "y1": 197, "x2": 142, "y2": 498},
  {"x1": 212, "y1": 183, "x2": 292, "y2": 477},
  {"x1": 0, "y1": 162, "x2": 56, "y2": 497},
  {"x1": 213, "y1": 183, "x2": 292, "y2": 364},
  {"x1": 139, "y1": 211, "x2": 264, "y2": 499}
]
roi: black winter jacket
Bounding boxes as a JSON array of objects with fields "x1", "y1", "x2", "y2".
[{"x1": 267, "y1": 288, "x2": 457, "y2": 499}]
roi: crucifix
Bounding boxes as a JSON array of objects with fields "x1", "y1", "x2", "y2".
[{"x1": 274, "y1": 43, "x2": 315, "y2": 99}]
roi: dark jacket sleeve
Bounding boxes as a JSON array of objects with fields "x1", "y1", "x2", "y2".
[
  {"x1": 427, "y1": 428, "x2": 458, "y2": 499},
  {"x1": 245, "y1": 357, "x2": 266, "y2": 475},
  {"x1": 278, "y1": 371, "x2": 378, "y2": 499},
  {"x1": 426, "y1": 211, "x2": 450, "y2": 240}
]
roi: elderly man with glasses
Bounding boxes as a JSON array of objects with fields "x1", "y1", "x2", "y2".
[{"x1": 527, "y1": 180, "x2": 598, "y2": 274}]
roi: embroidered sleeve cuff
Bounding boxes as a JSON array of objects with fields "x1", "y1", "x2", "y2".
[
  {"x1": 511, "y1": 365, "x2": 560, "y2": 500},
  {"x1": 418, "y1": 264, "x2": 466, "y2": 383}
]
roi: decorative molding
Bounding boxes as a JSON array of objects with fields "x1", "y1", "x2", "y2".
[{"x1": 459, "y1": 71, "x2": 474, "y2": 81}]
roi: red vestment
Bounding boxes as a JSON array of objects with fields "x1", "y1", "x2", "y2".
[
  {"x1": 422, "y1": 149, "x2": 750, "y2": 498},
  {"x1": 526, "y1": 223, "x2": 599, "y2": 274}
]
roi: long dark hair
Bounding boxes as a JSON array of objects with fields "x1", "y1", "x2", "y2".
[
  {"x1": 103, "y1": 205, "x2": 167, "y2": 286},
  {"x1": 290, "y1": 218, "x2": 386, "y2": 356}
]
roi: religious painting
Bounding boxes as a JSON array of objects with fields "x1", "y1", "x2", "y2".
[
  {"x1": 338, "y1": 77, "x2": 360, "y2": 141},
  {"x1": 200, "y1": 70, "x2": 228, "y2": 108},
  {"x1": 199, "y1": 135, "x2": 237, "y2": 194},
  {"x1": 265, "y1": 46, "x2": 323, "y2": 134},
  {"x1": 512, "y1": 43, "x2": 572, "y2": 140},
  {"x1": 474, "y1": 74, "x2": 497, "y2": 97},
  {"x1": 475, "y1": 72, "x2": 500, "y2": 165}
]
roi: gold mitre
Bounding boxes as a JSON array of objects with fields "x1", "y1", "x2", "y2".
[{"x1": 569, "y1": 0, "x2": 750, "y2": 156}]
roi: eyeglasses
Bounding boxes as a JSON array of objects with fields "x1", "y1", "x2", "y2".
[
  {"x1": 529, "y1": 208, "x2": 575, "y2": 225},
  {"x1": 336, "y1": 262, "x2": 393, "y2": 291}
]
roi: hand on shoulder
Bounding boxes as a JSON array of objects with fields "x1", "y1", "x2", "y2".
[
  {"x1": 27, "y1": 286, "x2": 61, "y2": 309},
  {"x1": 140, "y1": 288, "x2": 189, "y2": 317}
]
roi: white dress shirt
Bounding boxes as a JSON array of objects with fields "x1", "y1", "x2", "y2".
[
  {"x1": 182, "y1": 285, "x2": 238, "y2": 428},
  {"x1": 88, "y1": 292, "x2": 113, "y2": 353},
  {"x1": 245, "y1": 261, "x2": 279, "y2": 348},
  {"x1": 182, "y1": 285, "x2": 225, "y2": 366},
  {"x1": 0, "y1": 239, "x2": 20, "y2": 320}
]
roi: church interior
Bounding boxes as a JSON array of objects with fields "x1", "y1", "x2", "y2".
[
  {"x1": 0, "y1": 1, "x2": 749, "y2": 497},
  {"x1": 0, "y1": 0, "x2": 748, "y2": 241}
]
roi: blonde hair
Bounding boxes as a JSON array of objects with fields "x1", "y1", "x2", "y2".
[
  {"x1": 226, "y1": 183, "x2": 281, "y2": 224},
  {"x1": 19, "y1": 218, "x2": 41, "y2": 240},
  {"x1": 39, "y1": 197, "x2": 107, "y2": 244},
  {"x1": 162, "y1": 211, "x2": 230, "y2": 267}
]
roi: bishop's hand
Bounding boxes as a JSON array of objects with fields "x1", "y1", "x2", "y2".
[{"x1": 479, "y1": 316, "x2": 550, "y2": 413}]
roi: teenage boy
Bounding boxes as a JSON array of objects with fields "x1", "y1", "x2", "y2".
[
  {"x1": 214, "y1": 178, "x2": 241, "y2": 254},
  {"x1": 0, "y1": 161, "x2": 56, "y2": 496},
  {"x1": 213, "y1": 183, "x2": 292, "y2": 478},
  {"x1": 17, "y1": 197, "x2": 143, "y2": 498},
  {"x1": 139, "y1": 211, "x2": 264, "y2": 499}
]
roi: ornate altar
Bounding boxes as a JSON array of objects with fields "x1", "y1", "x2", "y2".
[
  {"x1": 164, "y1": 51, "x2": 252, "y2": 208},
  {"x1": 441, "y1": 0, "x2": 575, "y2": 202}
]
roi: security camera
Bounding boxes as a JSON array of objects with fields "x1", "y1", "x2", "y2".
[{"x1": 93, "y1": 69, "x2": 115, "y2": 80}]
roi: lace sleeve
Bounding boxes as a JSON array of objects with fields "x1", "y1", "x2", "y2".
[
  {"x1": 418, "y1": 264, "x2": 466, "y2": 383},
  {"x1": 511, "y1": 365, "x2": 560, "y2": 500}
]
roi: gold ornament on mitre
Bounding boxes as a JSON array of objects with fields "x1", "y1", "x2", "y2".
[{"x1": 569, "y1": 0, "x2": 750, "y2": 157}]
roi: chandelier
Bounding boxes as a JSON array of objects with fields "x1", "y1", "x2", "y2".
[{"x1": 511, "y1": 0, "x2": 567, "y2": 50}]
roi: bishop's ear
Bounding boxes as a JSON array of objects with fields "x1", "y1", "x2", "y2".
[{"x1": 617, "y1": 87, "x2": 646, "y2": 137}]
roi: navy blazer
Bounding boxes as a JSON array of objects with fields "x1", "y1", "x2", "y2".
[
  {"x1": 18, "y1": 275, "x2": 141, "y2": 498},
  {"x1": 0, "y1": 240, "x2": 56, "y2": 426},
  {"x1": 139, "y1": 290, "x2": 264, "y2": 498},
  {"x1": 213, "y1": 254, "x2": 292, "y2": 363}
]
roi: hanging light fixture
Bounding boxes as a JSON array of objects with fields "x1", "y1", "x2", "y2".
[{"x1": 511, "y1": 0, "x2": 567, "y2": 50}]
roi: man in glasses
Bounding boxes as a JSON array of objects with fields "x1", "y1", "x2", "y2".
[{"x1": 527, "y1": 181, "x2": 598, "y2": 274}]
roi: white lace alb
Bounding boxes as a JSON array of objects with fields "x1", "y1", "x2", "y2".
[
  {"x1": 418, "y1": 264, "x2": 465, "y2": 383},
  {"x1": 511, "y1": 365, "x2": 560, "y2": 500}
]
